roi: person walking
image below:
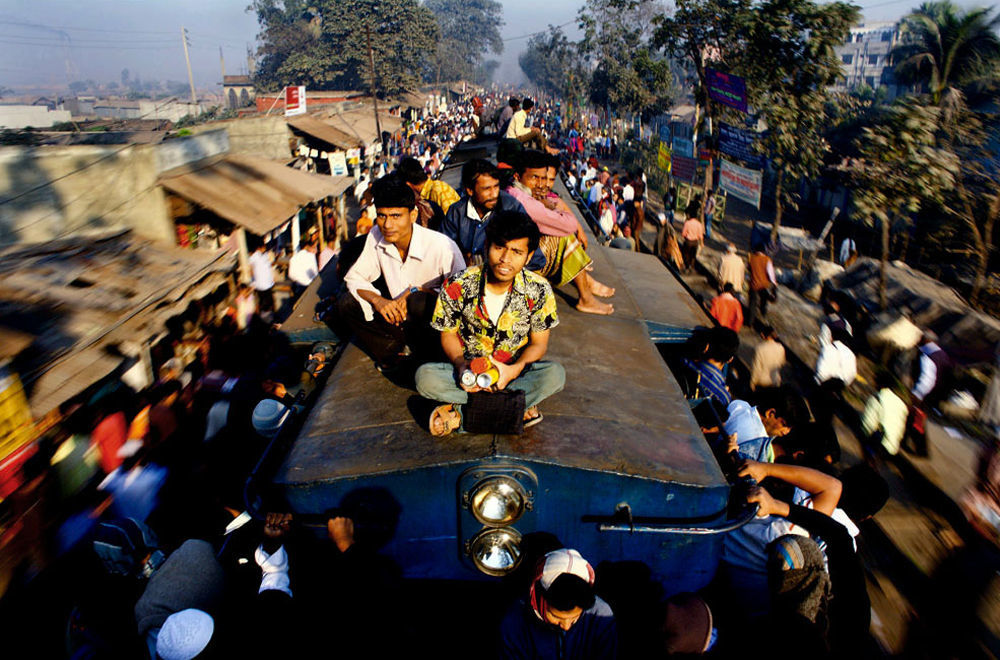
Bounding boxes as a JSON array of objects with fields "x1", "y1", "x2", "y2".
[{"x1": 747, "y1": 247, "x2": 776, "y2": 330}]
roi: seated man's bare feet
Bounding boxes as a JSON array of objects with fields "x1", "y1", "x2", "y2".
[
  {"x1": 576, "y1": 298, "x2": 614, "y2": 315},
  {"x1": 328, "y1": 516, "x2": 355, "y2": 553},
  {"x1": 589, "y1": 278, "x2": 615, "y2": 298}
]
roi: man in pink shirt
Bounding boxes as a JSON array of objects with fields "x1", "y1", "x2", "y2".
[
  {"x1": 506, "y1": 151, "x2": 615, "y2": 315},
  {"x1": 680, "y1": 215, "x2": 705, "y2": 273}
]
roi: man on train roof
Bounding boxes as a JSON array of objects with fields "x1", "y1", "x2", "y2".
[
  {"x1": 441, "y1": 158, "x2": 545, "y2": 272},
  {"x1": 337, "y1": 175, "x2": 465, "y2": 374},
  {"x1": 507, "y1": 150, "x2": 615, "y2": 315},
  {"x1": 416, "y1": 210, "x2": 565, "y2": 436}
]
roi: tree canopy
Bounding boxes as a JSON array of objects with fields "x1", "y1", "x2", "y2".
[
  {"x1": 425, "y1": 0, "x2": 504, "y2": 84},
  {"x1": 250, "y1": 0, "x2": 439, "y2": 95}
]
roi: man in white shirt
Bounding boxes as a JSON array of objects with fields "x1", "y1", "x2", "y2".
[
  {"x1": 248, "y1": 243, "x2": 276, "y2": 316},
  {"x1": 504, "y1": 98, "x2": 556, "y2": 154},
  {"x1": 288, "y1": 242, "x2": 319, "y2": 296},
  {"x1": 813, "y1": 327, "x2": 857, "y2": 428},
  {"x1": 337, "y1": 175, "x2": 465, "y2": 370}
]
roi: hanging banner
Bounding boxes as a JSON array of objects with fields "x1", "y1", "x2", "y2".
[
  {"x1": 706, "y1": 69, "x2": 748, "y2": 113},
  {"x1": 658, "y1": 123, "x2": 671, "y2": 144},
  {"x1": 329, "y1": 151, "x2": 348, "y2": 176},
  {"x1": 719, "y1": 158, "x2": 763, "y2": 209},
  {"x1": 657, "y1": 142, "x2": 671, "y2": 171},
  {"x1": 718, "y1": 122, "x2": 763, "y2": 168},
  {"x1": 284, "y1": 85, "x2": 307, "y2": 117},
  {"x1": 346, "y1": 148, "x2": 361, "y2": 165},
  {"x1": 671, "y1": 154, "x2": 698, "y2": 181},
  {"x1": 672, "y1": 135, "x2": 694, "y2": 159}
]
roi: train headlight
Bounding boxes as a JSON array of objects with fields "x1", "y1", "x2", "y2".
[
  {"x1": 469, "y1": 476, "x2": 527, "y2": 526},
  {"x1": 469, "y1": 527, "x2": 522, "y2": 576}
]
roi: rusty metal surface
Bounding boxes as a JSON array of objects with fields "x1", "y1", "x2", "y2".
[
  {"x1": 276, "y1": 145, "x2": 723, "y2": 489},
  {"x1": 275, "y1": 288, "x2": 722, "y2": 487}
]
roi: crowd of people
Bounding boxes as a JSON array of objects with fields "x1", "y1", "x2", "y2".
[{"x1": 3, "y1": 90, "x2": 998, "y2": 660}]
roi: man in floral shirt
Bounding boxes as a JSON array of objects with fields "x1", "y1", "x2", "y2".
[{"x1": 415, "y1": 210, "x2": 566, "y2": 436}]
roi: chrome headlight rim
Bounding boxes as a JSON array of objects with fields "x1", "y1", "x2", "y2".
[
  {"x1": 468, "y1": 526, "x2": 523, "y2": 577},
  {"x1": 468, "y1": 475, "x2": 527, "y2": 526}
]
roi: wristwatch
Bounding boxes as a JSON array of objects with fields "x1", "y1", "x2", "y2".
[{"x1": 408, "y1": 286, "x2": 419, "y2": 295}]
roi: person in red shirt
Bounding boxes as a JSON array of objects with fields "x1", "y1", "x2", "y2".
[{"x1": 710, "y1": 283, "x2": 744, "y2": 333}]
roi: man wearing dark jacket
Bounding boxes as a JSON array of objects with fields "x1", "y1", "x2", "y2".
[
  {"x1": 500, "y1": 548, "x2": 617, "y2": 659},
  {"x1": 441, "y1": 158, "x2": 544, "y2": 271}
]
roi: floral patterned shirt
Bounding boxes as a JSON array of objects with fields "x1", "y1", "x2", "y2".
[{"x1": 431, "y1": 265, "x2": 559, "y2": 363}]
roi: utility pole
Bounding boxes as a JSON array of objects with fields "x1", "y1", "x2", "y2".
[
  {"x1": 219, "y1": 46, "x2": 226, "y2": 79},
  {"x1": 181, "y1": 26, "x2": 197, "y2": 105},
  {"x1": 365, "y1": 25, "x2": 383, "y2": 149}
]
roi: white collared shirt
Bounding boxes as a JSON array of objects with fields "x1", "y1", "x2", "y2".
[
  {"x1": 288, "y1": 249, "x2": 318, "y2": 287},
  {"x1": 345, "y1": 224, "x2": 466, "y2": 321}
]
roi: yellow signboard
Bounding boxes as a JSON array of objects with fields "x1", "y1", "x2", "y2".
[{"x1": 657, "y1": 142, "x2": 672, "y2": 172}]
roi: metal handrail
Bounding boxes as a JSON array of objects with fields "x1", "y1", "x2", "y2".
[{"x1": 597, "y1": 503, "x2": 760, "y2": 535}]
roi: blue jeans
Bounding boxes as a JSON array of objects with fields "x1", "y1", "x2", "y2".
[{"x1": 415, "y1": 361, "x2": 566, "y2": 412}]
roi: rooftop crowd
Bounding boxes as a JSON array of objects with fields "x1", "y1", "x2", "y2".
[{"x1": 2, "y1": 92, "x2": 998, "y2": 660}]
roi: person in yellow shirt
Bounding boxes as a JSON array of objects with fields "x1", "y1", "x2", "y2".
[{"x1": 396, "y1": 157, "x2": 460, "y2": 232}]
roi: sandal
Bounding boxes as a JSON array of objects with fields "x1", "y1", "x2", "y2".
[
  {"x1": 523, "y1": 408, "x2": 543, "y2": 428},
  {"x1": 429, "y1": 404, "x2": 462, "y2": 437}
]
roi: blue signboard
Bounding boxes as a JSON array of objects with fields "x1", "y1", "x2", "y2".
[
  {"x1": 672, "y1": 135, "x2": 695, "y2": 159},
  {"x1": 706, "y1": 68, "x2": 748, "y2": 113},
  {"x1": 718, "y1": 122, "x2": 763, "y2": 169}
]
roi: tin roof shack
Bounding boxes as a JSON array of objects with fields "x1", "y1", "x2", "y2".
[
  {"x1": 156, "y1": 130, "x2": 353, "y2": 272},
  {"x1": 0, "y1": 229, "x2": 236, "y2": 419}
]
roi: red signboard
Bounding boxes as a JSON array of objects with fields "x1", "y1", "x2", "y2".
[
  {"x1": 671, "y1": 155, "x2": 698, "y2": 181},
  {"x1": 285, "y1": 86, "x2": 306, "y2": 116}
]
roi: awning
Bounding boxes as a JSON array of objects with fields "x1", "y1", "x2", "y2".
[
  {"x1": 321, "y1": 107, "x2": 405, "y2": 144},
  {"x1": 287, "y1": 115, "x2": 361, "y2": 150},
  {"x1": 159, "y1": 154, "x2": 354, "y2": 236}
]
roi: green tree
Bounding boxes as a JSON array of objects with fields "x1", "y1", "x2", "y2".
[
  {"x1": 653, "y1": 0, "x2": 753, "y2": 218},
  {"x1": 738, "y1": 0, "x2": 858, "y2": 240},
  {"x1": 892, "y1": 1, "x2": 1000, "y2": 108},
  {"x1": 250, "y1": 0, "x2": 438, "y2": 96},
  {"x1": 518, "y1": 26, "x2": 588, "y2": 103},
  {"x1": 579, "y1": 0, "x2": 673, "y2": 120},
  {"x1": 846, "y1": 99, "x2": 960, "y2": 309},
  {"x1": 425, "y1": 0, "x2": 503, "y2": 84}
]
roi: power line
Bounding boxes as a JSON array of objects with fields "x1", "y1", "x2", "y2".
[
  {"x1": 0, "y1": 38, "x2": 179, "y2": 50},
  {"x1": 0, "y1": 34, "x2": 178, "y2": 45},
  {"x1": 0, "y1": 19, "x2": 176, "y2": 35},
  {"x1": 503, "y1": 20, "x2": 577, "y2": 42}
]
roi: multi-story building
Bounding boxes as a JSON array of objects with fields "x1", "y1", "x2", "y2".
[{"x1": 832, "y1": 22, "x2": 908, "y2": 99}]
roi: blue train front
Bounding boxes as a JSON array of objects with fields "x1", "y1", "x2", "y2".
[{"x1": 272, "y1": 247, "x2": 743, "y2": 594}]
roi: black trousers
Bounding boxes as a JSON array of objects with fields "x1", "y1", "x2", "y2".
[{"x1": 336, "y1": 290, "x2": 439, "y2": 366}]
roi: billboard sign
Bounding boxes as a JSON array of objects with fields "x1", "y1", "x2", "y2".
[
  {"x1": 671, "y1": 154, "x2": 698, "y2": 181},
  {"x1": 719, "y1": 158, "x2": 763, "y2": 209},
  {"x1": 657, "y1": 142, "x2": 671, "y2": 171},
  {"x1": 718, "y1": 122, "x2": 763, "y2": 168},
  {"x1": 672, "y1": 135, "x2": 695, "y2": 159},
  {"x1": 706, "y1": 69, "x2": 748, "y2": 113},
  {"x1": 285, "y1": 85, "x2": 307, "y2": 117}
]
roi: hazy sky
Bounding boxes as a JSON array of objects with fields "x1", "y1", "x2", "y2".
[{"x1": 0, "y1": 0, "x2": 976, "y2": 92}]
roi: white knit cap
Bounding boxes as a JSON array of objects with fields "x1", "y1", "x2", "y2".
[
  {"x1": 156, "y1": 609, "x2": 214, "y2": 660},
  {"x1": 539, "y1": 548, "x2": 595, "y2": 590}
]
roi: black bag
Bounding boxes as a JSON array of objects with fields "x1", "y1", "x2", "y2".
[{"x1": 462, "y1": 390, "x2": 526, "y2": 435}]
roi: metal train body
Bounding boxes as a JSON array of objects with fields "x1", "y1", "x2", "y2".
[{"x1": 270, "y1": 141, "x2": 741, "y2": 594}]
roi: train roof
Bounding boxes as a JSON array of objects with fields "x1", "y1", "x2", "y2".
[{"x1": 274, "y1": 143, "x2": 723, "y2": 491}]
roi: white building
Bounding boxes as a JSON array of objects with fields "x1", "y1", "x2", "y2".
[
  {"x1": 0, "y1": 105, "x2": 72, "y2": 129},
  {"x1": 832, "y1": 22, "x2": 907, "y2": 99}
]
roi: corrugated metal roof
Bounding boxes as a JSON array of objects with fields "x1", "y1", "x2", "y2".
[
  {"x1": 0, "y1": 230, "x2": 235, "y2": 417},
  {"x1": 287, "y1": 115, "x2": 361, "y2": 150},
  {"x1": 159, "y1": 154, "x2": 353, "y2": 235}
]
